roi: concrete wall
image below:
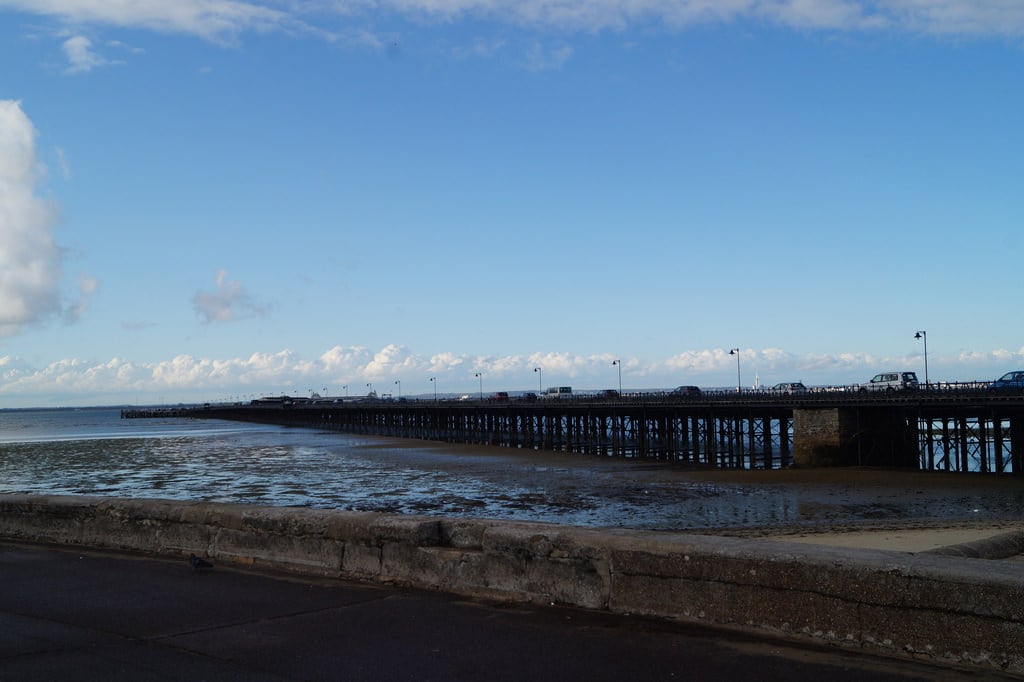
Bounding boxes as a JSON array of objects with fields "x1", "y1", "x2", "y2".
[{"x1": 2, "y1": 494, "x2": 1021, "y2": 673}]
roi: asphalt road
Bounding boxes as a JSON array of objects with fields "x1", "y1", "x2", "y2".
[{"x1": 0, "y1": 543, "x2": 1012, "y2": 681}]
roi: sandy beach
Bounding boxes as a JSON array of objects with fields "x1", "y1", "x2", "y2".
[{"x1": 758, "y1": 524, "x2": 1024, "y2": 553}]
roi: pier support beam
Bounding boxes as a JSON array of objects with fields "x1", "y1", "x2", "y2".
[{"x1": 793, "y1": 407, "x2": 919, "y2": 468}]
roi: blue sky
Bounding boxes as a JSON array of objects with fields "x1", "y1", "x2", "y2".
[{"x1": 2, "y1": 1, "x2": 1023, "y2": 407}]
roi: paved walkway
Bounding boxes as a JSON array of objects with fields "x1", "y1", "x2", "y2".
[{"x1": 0, "y1": 543, "x2": 1012, "y2": 681}]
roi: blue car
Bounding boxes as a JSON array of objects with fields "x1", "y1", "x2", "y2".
[{"x1": 989, "y1": 370, "x2": 1024, "y2": 391}]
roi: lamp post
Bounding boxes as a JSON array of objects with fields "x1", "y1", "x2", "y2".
[
  {"x1": 342, "y1": 385, "x2": 348, "y2": 397},
  {"x1": 474, "y1": 372, "x2": 483, "y2": 401},
  {"x1": 534, "y1": 367, "x2": 542, "y2": 393},
  {"x1": 612, "y1": 359, "x2": 622, "y2": 395},
  {"x1": 430, "y1": 377, "x2": 437, "y2": 402},
  {"x1": 914, "y1": 331, "x2": 929, "y2": 387},
  {"x1": 728, "y1": 348, "x2": 741, "y2": 393},
  {"x1": 394, "y1": 379, "x2": 401, "y2": 399},
  {"x1": 366, "y1": 382, "x2": 373, "y2": 397}
]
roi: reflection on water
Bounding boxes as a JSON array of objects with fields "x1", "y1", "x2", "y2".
[{"x1": 2, "y1": 408, "x2": 1022, "y2": 531}]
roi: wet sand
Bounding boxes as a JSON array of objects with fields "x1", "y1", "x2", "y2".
[{"x1": 360, "y1": 439, "x2": 1024, "y2": 554}]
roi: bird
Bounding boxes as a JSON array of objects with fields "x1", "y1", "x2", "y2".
[{"x1": 189, "y1": 553, "x2": 214, "y2": 571}]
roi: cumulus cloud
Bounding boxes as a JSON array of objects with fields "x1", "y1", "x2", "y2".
[
  {"x1": 0, "y1": 100, "x2": 63, "y2": 337},
  {"x1": 363, "y1": 344, "x2": 422, "y2": 379},
  {"x1": 427, "y1": 351, "x2": 467, "y2": 373},
  {"x1": 192, "y1": 269, "x2": 267, "y2": 323},
  {"x1": 320, "y1": 345, "x2": 372, "y2": 373}
]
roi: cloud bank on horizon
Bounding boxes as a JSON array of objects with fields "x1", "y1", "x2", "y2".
[{"x1": 2, "y1": 342, "x2": 1022, "y2": 406}]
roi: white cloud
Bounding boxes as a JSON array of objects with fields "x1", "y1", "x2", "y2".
[
  {"x1": 320, "y1": 345, "x2": 372, "y2": 373},
  {"x1": 753, "y1": 0, "x2": 888, "y2": 31},
  {"x1": 364, "y1": 343, "x2": 422, "y2": 379},
  {"x1": 0, "y1": 343, "x2": 1017, "y2": 406},
  {"x1": 525, "y1": 351, "x2": 578, "y2": 374},
  {"x1": 61, "y1": 35, "x2": 111, "y2": 73},
  {"x1": 427, "y1": 351, "x2": 467, "y2": 373},
  {"x1": 0, "y1": 100, "x2": 63, "y2": 338},
  {"x1": 4, "y1": 0, "x2": 296, "y2": 43},
  {"x1": 192, "y1": 269, "x2": 268, "y2": 323},
  {"x1": 885, "y1": 0, "x2": 1024, "y2": 37},
  {"x1": 353, "y1": 0, "x2": 1024, "y2": 36},
  {"x1": 5, "y1": 0, "x2": 1024, "y2": 51},
  {"x1": 663, "y1": 348, "x2": 728, "y2": 373}
]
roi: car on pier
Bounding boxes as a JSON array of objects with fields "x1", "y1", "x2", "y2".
[
  {"x1": 543, "y1": 386, "x2": 573, "y2": 400},
  {"x1": 670, "y1": 385, "x2": 702, "y2": 397},
  {"x1": 771, "y1": 382, "x2": 807, "y2": 395},
  {"x1": 860, "y1": 372, "x2": 919, "y2": 392},
  {"x1": 988, "y1": 370, "x2": 1024, "y2": 391}
]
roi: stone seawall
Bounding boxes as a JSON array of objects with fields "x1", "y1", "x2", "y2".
[{"x1": 2, "y1": 494, "x2": 1022, "y2": 673}]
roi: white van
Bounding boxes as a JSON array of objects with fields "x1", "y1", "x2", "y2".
[
  {"x1": 860, "y1": 372, "x2": 919, "y2": 391},
  {"x1": 543, "y1": 386, "x2": 573, "y2": 400}
]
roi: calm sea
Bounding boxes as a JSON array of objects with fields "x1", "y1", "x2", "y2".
[{"x1": 2, "y1": 407, "x2": 1019, "y2": 530}]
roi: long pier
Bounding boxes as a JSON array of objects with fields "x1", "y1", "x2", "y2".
[{"x1": 125, "y1": 389, "x2": 1024, "y2": 474}]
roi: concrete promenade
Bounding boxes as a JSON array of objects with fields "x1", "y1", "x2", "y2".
[
  {"x1": 2, "y1": 494, "x2": 1023, "y2": 677},
  {"x1": 0, "y1": 542, "x2": 1014, "y2": 681}
]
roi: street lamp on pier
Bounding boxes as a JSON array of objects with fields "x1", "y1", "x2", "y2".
[
  {"x1": 914, "y1": 331, "x2": 929, "y2": 387},
  {"x1": 728, "y1": 348, "x2": 741, "y2": 393},
  {"x1": 366, "y1": 382, "x2": 373, "y2": 397},
  {"x1": 394, "y1": 380, "x2": 401, "y2": 399},
  {"x1": 612, "y1": 359, "x2": 622, "y2": 395},
  {"x1": 342, "y1": 385, "x2": 348, "y2": 397},
  {"x1": 533, "y1": 367, "x2": 542, "y2": 393},
  {"x1": 474, "y1": 372, "x2": 483, "y2": 400},
  {"x1": 430, "y1": 377, "x2": 437, "y2": 401}
]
